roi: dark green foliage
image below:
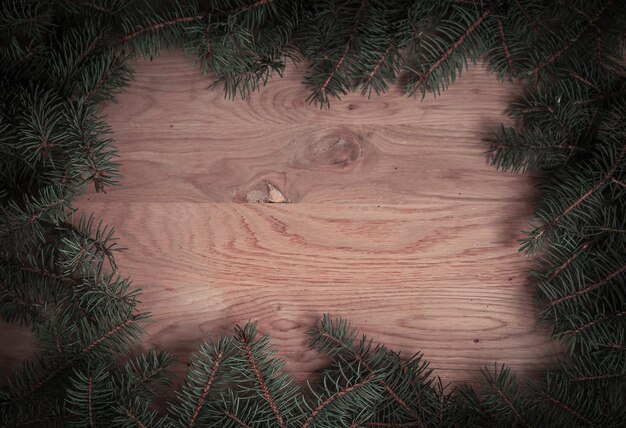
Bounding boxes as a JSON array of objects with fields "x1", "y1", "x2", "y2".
[{"x1": 1, "y1": 0, "x2": 625, "y2": 426}]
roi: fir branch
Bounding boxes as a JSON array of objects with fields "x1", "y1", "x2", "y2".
[
  {"x1": 362, "y1": 38, "x2": 397, "y2": 92},
  {"x1": 120, "y1": 405, "x2": 148, "y2": 428},
  {"x1": 364, "y1": 422, "x2": 421, "y2": 427},
  {"x1": 120, "y1": 15, "x2": 206, "y2": 44},
  {"x1": 483, "y1": 368, "x2": 530, "y2": 428},
  {"x1": 536, "y1": 389, "x2": 592, "y2": 426},
  {"x1": 530, "y1": 144, "x2": 626, "y2": 246},
  {"x1": 571, "y1": 372, "x2": 625, "y2": 383},
  {"x1": 9, "y1": 315, "x2": 138, "y2": 402},
  {"x1": 315, "y1": 327, "x2": 423, "y2": 425},
  {"x1": 597, "y1": 226, "x2": 626, "y2": 233},
  {"x1": 79, "y1": 1, "x2": 115, "y2": 15},
  {"x1": 87, "y1": 375, "x2": 94, "y2": 427},
  {"x1": 237, "y1": 332, "x2": 286, "y2": 428},
  {"x1": 409, "y1": 7, "x2": 492, "y2": 92},
  {"x1": 187, "y1": 351, "x2": 223, "y2": 428},
  {"x1": 0, "y1": 279, "x2": 43, "y2": 319},
  {"x1": 530, "y1": 0, "x2": 614, "y2": 75},
  {"x1": 223, "y1": 409, "x2": 251, "y2": 428},
  {"x1": 302, "y1": 376, "x2": 373, "y2": 428},
  {"x1": 227, "y1": 0, "x2": 273, "y2": 15},
  {"x1": 548, "y1": 240, "x2": 593, "y2": 279},
  {"x1": 495, "y1": 16, "x2": 516, "y2": 76},
  {"x1": 548, "y1": 264, "x2": 626, "y2": 307},
  {"x1": 568, "y1": 311, "x2": 626, "y2": 336},
  {"x1": 318, "y1": 0, "x2": 367, "y2": 96}
]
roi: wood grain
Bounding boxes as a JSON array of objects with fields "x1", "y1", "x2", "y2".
[{"x1": 1, "y1": 51, "x2": 562, "y2": 387}]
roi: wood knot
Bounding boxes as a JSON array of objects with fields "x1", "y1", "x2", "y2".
[
  {"x1": 289, "y1": 129, "x2": 363, "y2": 172},
  {"x1": 244, "y1": 181, "x2": 288, "y2": 203}
]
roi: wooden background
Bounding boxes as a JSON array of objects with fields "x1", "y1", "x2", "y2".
[{"x1": 1, "y1": 51, "x2": 563, "y2": 387}]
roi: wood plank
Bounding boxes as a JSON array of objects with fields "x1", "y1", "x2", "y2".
[
  {"x1": 68, "y1": 201, "x2": 561, "y2": 384},
  {"x1": 1, "y1": 51, "x2": 561, "y2": 389}
]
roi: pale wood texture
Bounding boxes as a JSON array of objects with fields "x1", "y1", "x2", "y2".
[{"x1": 1, "y1": 51, "x2": 562, "y2": 387}]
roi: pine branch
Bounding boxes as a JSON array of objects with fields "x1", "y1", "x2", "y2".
[
  {"x1": 362, "y1": 39, "x2": 397, "y2": 92},
  {"x1": 87, "y1": 375, "x2": 94, "y2": 427},
  {"x1": 314, "y1": 326, "x2": 423, "y2": 425},
  {"x1": 227, "y1": 0, "x2": 273, "y2": 15},
  {"x1": 571, "y1": 372, "x2": 625, "y2": 383},
  {"x1": 528, "y1": 144, "x2": 626, "y2": 247},
  {"x1": 408, "y1": 7, "x2": 492, "y2": 93},
  {"x1": 223, "y1": 409, "x2": 251, "y2": 428},
  {"x1": 302, "y1": 376, "x2": 374, "y2": 428},
  {"x1": 548, "y1": 263, "x2": 626, "y2": 307},
  {"x1": 318, "y1": 0, "x2": 367, "y2": 97},
  {"x1": 568, "y1": 311, "x2": 626, "y2": 336},
  {"x1": 236, "y1": 330, "x2": 286, "y2": 428},
  {"x1": 78, "y1": 1, "x2": 115, "y2": 15},
  {"x1": 530, "y1": 0, "x2": 614, "y2": 75},
  {"x1": 495, "y1": 16, "x2": 516, "y2": 76},
  {"x1": 187, "y1": 351, "x2": 223, "y2": 428},
  {"x1": 120, "y1": 405, "x2": 148, "y2": 428},
  {"x1": 120, "y1": 15, "x2": 206, "y2": 44},
  {"x1": 483, "y1": 369, "x2": 530, "y2": 428},
  {"x1": 536, "y1": 389, "x2": 592, "y2": 426},
  {"x1": 8, "y1": 315, "x2": 139, "y2": 402}
]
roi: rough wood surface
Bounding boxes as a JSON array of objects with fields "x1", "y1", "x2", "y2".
[{"x1": 1, "y1": 51, "x2": 562, "y2": 386}]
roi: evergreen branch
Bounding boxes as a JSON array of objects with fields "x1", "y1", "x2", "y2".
[
  {"x1": 409, "y1": 8, "x2": 492, "y2": 92},
  {"x1": 496, "y1": 16, "x2": 516, "y2": 76},
  {"x1": 537, "y1": 389, "x2": 592, "y2": 426},
  {"x1": 513, "y1": 0, "x2": 542, "y2": 30},
  {"x1": 187, "y1": 351, "x2": 223, "y2": 428},
  {"x1": 120, "y1": 15, "x2": 206, "y2": 44},
  {"x1": 597, "y1": 226, "x2": 626, "y2": 233},
  {"x1": 120, "y1": 405, "x2": 148, "y2": 428},
  {"x1": 363, "y1": 39, "x2": 397, "y2": 90},
  {"x1": 548, "y1": 240, "x2": 593, "y2": 279},
  {"x1": 611, "y1": 177, "x2": 626, "y2": 188},
  {"x1": 81, "y1": 53, "x2": 127, "y2": 104},
  {"x1": 568, "y1": 311, "x2": 626, "y2": 336},
  {"x1": 302, "y1": 376, "x2": 373, "y2": 428},
  {"x1": 227, "y1": 0, "x2": 273, "y2": 15},
  {"x1": 315, "y1": 327, "x2": 423, "y2": 425},
  {"x1": 567, "y1": 72, "x2": 600, "y2": 93},
  {"x1": 318, "y1": 0, "x2": 367, "y2": 96},
  {"x1": 483, "y1": 369, "x2": 530, "y2": 428},
  {"x1": 9, "y1": 315, "x2": 138, "y2": 401},
  {"x1": 530, "y1": 144, "x2": 626, "y2": 245},
  {"x1": 549, "y1": 264, "x2": 626, "y2": 307},
  {"x1": 530, "y1": 0, "x2": 614, "y2": 75},
  {"x1": 364, "y1": 422, "x2": 421, "y2": 427},
  {"x1": 606, "y1": 343, "x2": 626, "y2": 351},
  {"x1": 0, "y1": 279, "x2": 44, "y2": 319},
  {"x1": 571, "y1": 372, "x2": 625, "y2": 383},
  {"x1": 78, "y1": 1, "x2": 115, "y2": 15},
  {"x1": 9, "y1": 263, "x2": 79, "y2": 285},
  {"x1": 556, "y1": 0, "x2": 594, "y2": 23},
  {"x1": 223, "y1": 409, "x2": 251, "y2": 428},
  {"x1": 87, "y1": 375, "x2": 94, "y2": 427},
  {"x1": 237, "y1": 332, "x2": 286, "y2": 428}
]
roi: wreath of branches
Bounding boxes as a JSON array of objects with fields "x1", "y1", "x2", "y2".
[{"x1": 0, "y1": 0, "x2": 625, "y2": 427}]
